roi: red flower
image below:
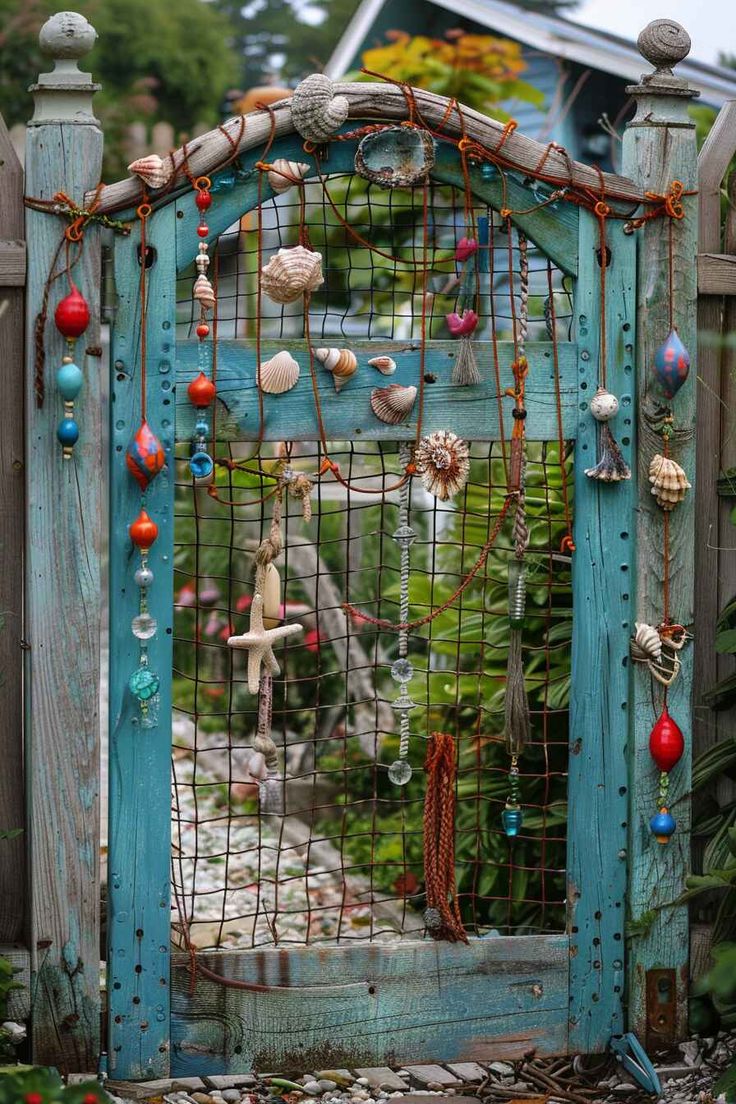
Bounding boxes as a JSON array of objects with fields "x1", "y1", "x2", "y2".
[
  {"x1": 304, "y1": 628, "x2": 325, "y2": 652},
  {"x1": 236, "y1": 593, "x2": 253, "y2": 613}
]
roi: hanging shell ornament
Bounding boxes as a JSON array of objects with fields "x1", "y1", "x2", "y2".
[
  {"x1": 649, "y1": 453, "x2": 691, "y2": 510},
  {"x1": 354, "y1": 126, "x2": 436, "y2": 187},
  {"x1": 127, "y1": 153, "x2": 172, "y2": 190},
  {"x1": 291, "y1": 74, "x2": 349, "y2": 144},
  {"x1": 585, "y1": 424, "x2": 631, "y2": 482},
  {"x1": 267, "y1": 159, "x2": 311, "y2": 194},
  {"x1": 631, "y1": 622, "x2": 662, "y2": 663},
  {"x1": 260, "y1": 246, "x2": 324, "y2": 305},
  {"x1": 368, "y1": 355, "x2": 396, "y2": 375},
  {"x1": 415, "y1": 430, "x2": 470, "y2": 501},
  {"x1": 193, "y1": 274, "x2": 216, "y2": 311},
  {"x1": 258, "y1": 350, "x2": 300, "y2": 395},
  {"x1": 589, "y1": 387, "x2": 620, "y2": 422},
  {"x1": 315, "y1": 347, "x2": 358, "y2": 392},
  {"x1": 653, "y1": 328, "x2": 690, "y2": 400},
  {"x1": 370, "y1": 384, "x2": 417, "y2": 424}
]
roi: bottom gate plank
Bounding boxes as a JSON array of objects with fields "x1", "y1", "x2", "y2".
[{"x1": 170, "y1": 936, "x2": 568, "y2": 1077}]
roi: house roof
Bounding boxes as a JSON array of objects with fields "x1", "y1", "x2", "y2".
[{"x1": 325, "y1": 0, "x2": 736, "y2": 108}]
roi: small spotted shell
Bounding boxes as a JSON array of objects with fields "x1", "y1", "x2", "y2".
[
  {"x1": 260, "y1": 246, "x2": 324, "y2": 305},
  {"x1": 291, "y1": 74, "x2": 349, "y2": 143},
  {"x1": 589, "y1": 386, "x2": 620, "y2": 422},
  {"x1": 632, "y1": 622, "x2": 662, "y2": 662},
  {"x1": 268, "y1": 159, "x2": 311, "y2": 194},
  {"x1": 315, "y1": 347, "x2": 358, "y2": 392},
  {"x1": 649, "y1": 453, "x2": 691, "y2": 510},
  {"x1": 368, "y1": 355, "x2": 396, "y2": 375},
  {"x1": 370, "y1": 384, "x2": 417, "y2": 424},
  {"x1": 193, "y1": 273, "x2": 216, "y2": 310},
  {"x1": 258, "y1": 350, "x2": 300, "y2": 395},
  {"x1": 128, "y1": 153, "x2": 172, "y2": 191}
]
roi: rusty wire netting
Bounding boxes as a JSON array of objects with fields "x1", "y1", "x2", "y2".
[{"x1": 170, "y1": 173, "x2": 573, "y2": 952}]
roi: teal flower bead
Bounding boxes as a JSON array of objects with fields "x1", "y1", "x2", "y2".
[{"x1": 129, "y1": 664, "x2": 160, "y2": 702}]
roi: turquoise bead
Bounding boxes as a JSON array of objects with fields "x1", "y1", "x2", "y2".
[
  {"x1": 57, "y1": 417, "x2": 79, "y2": 446},
  {"x1": 189, "y1": 450, "x2": 213, "y2": 478},
  {"x1": 129, "y1": 664, "x2": 160, "y2": 702},
  {"x1": 502, "y1": 805, "x2": 523, "y2": 837},
  {"x1": 56, "y1": 361, "x2": 83, "y2": 400}
]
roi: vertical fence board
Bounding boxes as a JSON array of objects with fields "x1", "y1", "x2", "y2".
[{"x1": 0, "y1": 114, "x2": 26, "y2": 943}]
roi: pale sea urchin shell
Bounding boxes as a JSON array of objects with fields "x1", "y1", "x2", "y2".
[
  {"x1": 268, "y1": 159, "x2": 311, "y2": 194},
  {"x1": 128, "y1": 153, "x2": 172, "y2": 190},
  {"x1": 368, "y1": 355, "x2": 396, "y2": 375},
  {"x1": 258, "y1": 350, "x2": 300, "y2": 395},
  {"x1": 649, "y1": 453, "x2": 691, "y2": 510},
  {"x1": 414, "y1": 430, "x2": 470, "y2": 501},
  {"x1": 291, "y1": 74, "x2": 349, "y2": 143},
  {"x1": 260, "y1": 246, "x2": 324, "y2": 305},
  {"x1": 315, "y1": 347, "x2": 358, "y2": 392},
  {"x1": 370, "y1": 384, "x2": 417, "y2": 424}
]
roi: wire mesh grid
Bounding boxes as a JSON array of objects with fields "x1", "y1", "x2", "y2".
[{"x1": 171, "y1": 171, "x2": 574, "y2": 951}]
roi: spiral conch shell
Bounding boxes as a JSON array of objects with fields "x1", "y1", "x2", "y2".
[
  {"x1": 128, "y1": 154, "x2": 172, "y2": 190},
  {"x1": 368, "y1": 356, "x2": 396, "y2": 375},
  {"x1": 260, "y1": 246, "x2": 324, "y2": 304},
  {"x1": 649, "y1": 453, "x2": 691, "y2": 510},
  {"x1": 258, "y1": 350, "x2": 300, "y2": 395},
  {"x1": 193, "y1": 274, "x2": 216, "y2": 310},
  {"x1": 370, "y1": 384, "x2": 417, "y2": 424},
  {"x1": 631, "y1": 622, "x2": 662, "y2": 662},
  {"x1": 291, "y1": 74, "x2": 349, "y2": 143},
  {"x1": 268, "y1": 159, "x2": 310, "y2": 194},
  {"x1": 315, "y1": 347, "x2": 358, "y2": 392},
  {"x1": 414, "y1": 430, "x2": 470, "y2": 501}
]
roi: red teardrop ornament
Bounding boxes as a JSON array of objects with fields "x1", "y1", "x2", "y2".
[
  {"x1": 196, "y1": 189, "x2": 212, "y2": 212},
  {"x1": 130, "y1": 509, "x2": 159, "y2": 551},
  {"x1": 55, "y1": 285, "x2": 90, "y2": 339},
  {"x1": 649, "y1": 704, "x2": 684, "y2": 773},
  {"x1": 187, "y1": 371, "x2": 217, "y2": 408},
  {"x1": 126, "y1": 419, "x2": 166, "y2": 490}
]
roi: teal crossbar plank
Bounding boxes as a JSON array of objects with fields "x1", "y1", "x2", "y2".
[
  {"x1": 567, "y1": 211, "x2": 636, "y2": 1050},
  {"x1": 175, "y1": 340, "x2": 578, "y2": 442},
  {"x1": 108, "y1": 206, "x2": 178, "y2": 1080},
  {"x1": 170, "y1": 936, "x2": 569, "y2": 1074}
]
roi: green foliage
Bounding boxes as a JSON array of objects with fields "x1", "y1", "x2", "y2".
[{"x1": 0, "y1": 1066, "x2": 110, "y2": 1103}]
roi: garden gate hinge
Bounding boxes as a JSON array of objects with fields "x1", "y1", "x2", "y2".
[
  {"x1": 645, "y1": 966, "x2": 677, "y2": 1048},
  {"x1": 610, "y1": 1033, "x2": 662, "y2": 1096}
]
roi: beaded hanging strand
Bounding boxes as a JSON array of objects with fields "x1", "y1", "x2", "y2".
[
  {"x1": 53, "y1": 240, "x2": 90, "y2": 458},
  {"x1": 386, "y1": 443, "x2": 417, "y2": 786},
  {"x1": 187, "y1": 176, "x2": 217, "y2": 481}
]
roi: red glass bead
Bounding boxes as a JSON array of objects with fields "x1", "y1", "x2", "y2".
[
  {"x1": 649, "y1": 704, "x2": 684, "y2": 773},
  {"x1": 197, "y1": 224, "x2": 209, "y2": 238},
  {"x1": 126, "y1": 419, "x2": 166, "y2": 490},
  {"x1": 195, "y1": 189, "x2": 212, "y2": 212},
  {"x1": 187, "y1": 371, "x2": 217, "y2": 408},
  {"x1": 196, "y1": 323, "x2": 210, "y2": 339},
  {"x1": 130, "y1": 509, "x2": 159, "y2": 551},
  {"x1": 55, "y1": 284, "x2": 90, "y2": 338}
]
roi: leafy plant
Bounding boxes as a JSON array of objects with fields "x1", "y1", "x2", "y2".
[{"x1": 0, "y1": 1065, "x2": 110, "y2": 1103}]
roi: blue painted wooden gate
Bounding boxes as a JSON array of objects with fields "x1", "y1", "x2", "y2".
[{"x1": 107, "y1": 108, "x2": 636, "y2": 1082}]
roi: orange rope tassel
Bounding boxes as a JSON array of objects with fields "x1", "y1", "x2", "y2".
[{"x1": 423, "y1": 732, "x2": 468, "y2": 944}]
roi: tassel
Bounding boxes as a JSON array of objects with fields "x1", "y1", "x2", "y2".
[
  {"x1": 451, "y1": 334, "x2": 481, "y2": 385},
  {"x1": 504, "y1": 559, "x2": 530, "y2": 754},
  {"x1": 423, "y1": 732, "x2": 468, "y2": 943},
  {"x1": 585, "y1": 423, "x2": 631, "y2": 482}
]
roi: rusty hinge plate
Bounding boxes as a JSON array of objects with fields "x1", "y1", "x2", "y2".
[{"x1": 646, "y1": 967, "x2": 677, "y2": 1048}]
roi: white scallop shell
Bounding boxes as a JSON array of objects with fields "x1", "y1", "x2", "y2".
[
  {"x1": 260, "y1": 246, "x2": 324, "y2": 304},
  {"x1": 268, "y1": 159, "x2": 310, "y2": 194},
  {"x1": 291, "y1": 74, "x2": 349, "y2": 143},
  {"x1": 649, "y1": 453, "x2": 691, "y2": 510},
  {"x1": 258, "y1": 350, "x2": 300, "y2": 395},
  {"x1": 633, "y1": 622, "x2": 662, "y2": 662},
  {"x1": 193, "y1": 273, "x2": 216, "y2": 310},
  {"x1": 368, "y1": 355, "x2": 397, "y2": 375},
  {"x1": 315, "y1": 347, "x2": 358, "y2": 391},
  {"x1": 127, "y1": 153, "x2": 172, "y2": 190},
  {"x1": 589, "y1": 386, "x2": 620, "y2": 422},
  {"x1": 370, "y1": 384, "x2": 417, "y2": 424}
]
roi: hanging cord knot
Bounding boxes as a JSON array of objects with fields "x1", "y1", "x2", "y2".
[{"x1": 280, "y1": 467, "x2": 314, "y2": 522}]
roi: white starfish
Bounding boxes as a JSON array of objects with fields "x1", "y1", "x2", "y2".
[{"x1": 227, "y1": 593, "x2": 303, "y2": 694}]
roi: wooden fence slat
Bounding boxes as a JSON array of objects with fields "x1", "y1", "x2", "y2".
[
  {"x1": 0, "y1": 239, "x2": 26, "y2": 286},
  {"x1": 0, "y1": 116, "x2": 26, "y2": 944},
  {"x1": 698, "y1": 253, "x2": 736, "y2": 296}
]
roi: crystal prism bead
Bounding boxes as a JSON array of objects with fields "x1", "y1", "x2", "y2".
[
  {"x1": 392, "y1": 524, "x2": 416, "y2": 548},
  {"x1": 388, "y1": 758, "x2": 412, "y2": 785},
  {"x1": 391, "y1": 658, "x2": 414, "y2": 683},
  {"x1": 132, "y1": 613, "x2": 157, "y2": 640},
  {"x1": 134, "y1": 565, "x2": 154, "y2": 588},
  {"x1": 140, "y1": 693, "x2": 160, "y2": 729}
]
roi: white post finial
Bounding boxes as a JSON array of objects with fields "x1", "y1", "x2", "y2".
[
  {"x1": 30, "y1": 11, "x2": 100, "y2": 125},
  {"x1": 628, "y1": 18, "x2": 698, "y2": 98}
]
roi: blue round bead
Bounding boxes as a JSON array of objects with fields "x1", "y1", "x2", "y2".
[
  {"x1": 57, "y1": 417, "x2": 79, "y2": 446},
  {"x1": 501, "y1": 805, "x2": 523, "y2": 837},
  {"x1": 189, "y1": 450, "x2": 214, "y2": 479},
  {"x1": 195, "y1": 419, "x2": 209, "y2": 436},
  {"x1": 129, "y1": 664, "x2": 160, "y2": 702},
  {"x1": 56, "y1": 361, "x2": 83, "y2": 400},
  {"x1": 650, "y1": 809, "x2": 676, "y2": 841}
]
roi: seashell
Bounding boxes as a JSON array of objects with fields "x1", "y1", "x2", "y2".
[
  {"x1": 632, "y1": 622, "x2": 662, "y2": 662},
  {"x1": 585, "y1": 424, "x2": 631, "y2": 482},
  {"x1": 267, "y1": 159, "x2": 311, "y2": 194},
  {"x1": 355, "y1": 125, "x2": 436, "y2": 187},
  {"x1": 260, "y1": 246, "x2": 324, "y2": 304},
  {"x1": 315, "y1": 347, "x2": 358, "y2": 392},
  {"x1": 368, "y1": 355, "x2": 396, "y2": 375},
  {"x1": 653, "y1": 328, "x2": 690, "y2": 400},
  {"x1": 127, "y1": 153, "x2": 172, "y2": 190},
  {"x1": 589, "y1": 386, "x2": 620, "y2": 422},
  {"x1": 258, "y1": 350, "x2": 300, "y2": 395},
  {"x1": 291, "y1": 73, "x2": 349, "y2": 143},
  {"x1": 649, "y1": 453, "x2": 691, "y2": 510},
  {"x1": 193, "y1": 273, "x2": 216, "y2": 310},
  {"x1": 370, "y1": 384, "x2": 417, "y2": 424},
  {"x1": 414, "y1": 430, "x2": 470, "y2": 501}
]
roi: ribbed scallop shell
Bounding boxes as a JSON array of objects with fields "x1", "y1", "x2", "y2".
[
  {"x1": 370, "y1": 384, "x2": 417, "y2": 424},
  {"x1": 193, "y1": 274, "x2": 216, "y2": 310},
  {"x1": 258, "y1": 350, "x2": 300, "y2": 395},
  {"x1": 415, "y1": 430, "x2": 470, "y2": 501},
  {"x1": 291, "y1": 74, "x2": 349, "y2": 143},
  {"x1": 315, "y1": 347, "x2": 358, "y2": 392},
  {"x1": 261, "y1": 246, "x2": 324, "y2": 304},
  {"x1": 649, "y1": 453, "x2": 691, "y2": 510},
  {"x1": 368, "y1": 355, "x2": 396, "y2": 375},
  {"x1": 127, "y1": 154, "x2": 172, "y2": 190},
  {"x1": 268, "y1": 159, "x2": 311, "y2": 194},
  {"x1": 632, "y1": 622, "x2": 662, "y2": 662}
]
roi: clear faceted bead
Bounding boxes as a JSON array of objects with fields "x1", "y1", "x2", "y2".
[
  {"x1": 388, "y1": 758, "x2": 413, "y2": 785},
  {"x1": 392, "y1": 524, "x2": 416, "y2": 549},
  {"x1": 132, "y1": 613, "x2": 157, "y2": 640},
  {"x1": 134, "y1": 565, "x2": 154, "y2": 588},
  {"x1": 391, "y1": 658, "x2": 414, "y2": 683},
  {"x1": 140, "y1": 693, "x2": 160, "y2": 730}
]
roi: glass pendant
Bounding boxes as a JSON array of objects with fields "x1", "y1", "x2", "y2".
[{"x1": 388, "y1": 759, "x2": 413, "y2": 786}]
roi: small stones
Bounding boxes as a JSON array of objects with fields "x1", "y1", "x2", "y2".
[{"x1": 303, "y1": 1083, "x2": 322, "y2": 1096}]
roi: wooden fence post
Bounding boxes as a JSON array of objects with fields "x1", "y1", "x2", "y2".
[
  {"x1": 621, "y1": 21, "x2": 698, "y2": 1044},
  {"x1": 25, "y1": 12, "x2": 103, "y2": 1072}
]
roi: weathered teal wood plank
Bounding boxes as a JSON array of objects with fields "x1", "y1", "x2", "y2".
[
  {"x1": 568, "y1": 211, "x2": 635, "y2": 1051},
  {"x1": 108, "y1": 205, "x2": 177, "y2": 1080},
  {"x1": 24, "y1": 28, "x2": 103, "y2": 1071},
  {"x1": 170, "y1": 936, "x2": 569, "y2": 1075},
  {"x1": 622, "y1": 49, "x2": 697, "y2": 1045},
  {"x1": 175, "y1": 340, "x2": 578, "y2": 442},
  {"x1": 169, "y1": 137, "x2": 578, "y2": 278}
]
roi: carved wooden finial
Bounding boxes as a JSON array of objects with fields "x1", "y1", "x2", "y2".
[
  {"x1": 30, "y1": 11, "x2": 100, "y2": 124},
  {"x1": 38, "y1": 11, "x2": 97, "y2": 77},
  {"x1": 637, "y1": 19, "x2": 691, "y2": 73}
]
